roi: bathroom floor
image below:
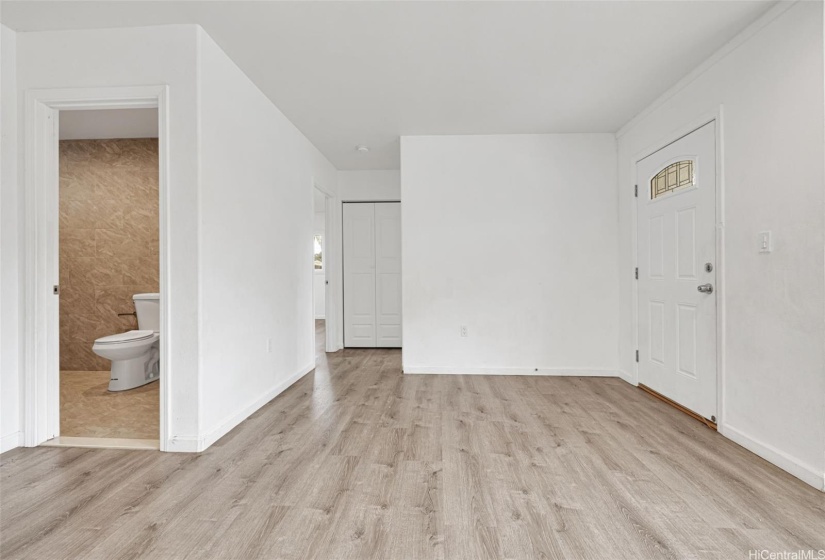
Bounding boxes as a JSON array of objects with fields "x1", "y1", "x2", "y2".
[{"x1": 60, "y1": 371, "x2": 159, "y2": 439}]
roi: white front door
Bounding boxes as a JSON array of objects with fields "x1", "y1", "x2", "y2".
[
  {"x1": 344, "y1": 203, "x2": 377, "y2": 346},
  {"x1": 637, "y1": 122, "x2": 717, "y2": 421}
]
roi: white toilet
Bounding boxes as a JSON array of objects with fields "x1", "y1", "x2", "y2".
[{"x1": 92, "y1": 293, "x2": 160, "y2": 392}]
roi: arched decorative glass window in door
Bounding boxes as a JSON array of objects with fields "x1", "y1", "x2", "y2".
[{"x1": 651, "y1": 160, "x2": 694, "y2": 199}]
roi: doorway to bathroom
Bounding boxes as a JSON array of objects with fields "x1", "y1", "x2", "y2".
[
  {"x1": 22, "y1": 86, "x2": 171, "y2": 452},
  {"x1": 54, "y1": 108, "x2": 161, "y2": 448}
]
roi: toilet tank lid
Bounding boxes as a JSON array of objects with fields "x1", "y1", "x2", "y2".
[{"x1": 133, "y1": 293, "x2": 160, "y2": 301}]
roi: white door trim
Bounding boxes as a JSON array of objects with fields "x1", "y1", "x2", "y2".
[
  {"x1": 324, "y1": 194, "x2": 339, "y2": 351},
  {"x1": 23, "y1": 85, "x2": 172, "y2": 450},
  {"x1": 630, "y1": 107, "x2": 726, "y2": 427},
  {"x1": 311, "y1": 179, "x2": 340, "y2": 352}
]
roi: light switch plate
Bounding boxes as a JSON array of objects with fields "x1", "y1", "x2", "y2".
[{"x1": 758, "y1": 231, "x2": 772, "y2": 253}]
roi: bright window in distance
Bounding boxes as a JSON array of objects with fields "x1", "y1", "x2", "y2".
[{"x1": 314, "y1": 235, "x2": 323, "y2": 270}]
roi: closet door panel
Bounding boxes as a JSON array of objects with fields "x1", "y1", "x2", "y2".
[
  {"x1": 375, "y1": 202, "x2": 402, "y2": 347},
  {"x1": 343, "y1": 203, "x2": 376, "y2": 347}
]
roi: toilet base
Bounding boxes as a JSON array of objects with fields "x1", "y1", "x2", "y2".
[
  {"x1": 108, "y1": 347, "x2": 160, "y2": 392},
  {"x1": 109, "y1": 375, "x2": 159, "y2": 392}
]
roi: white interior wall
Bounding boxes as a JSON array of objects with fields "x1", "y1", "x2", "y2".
[
  {"x1": 11, "y1": 25, "x2": 202, "y2": 450},
  {"x1": 338, "y1": 170, "x2": 401, "y2": 201},
  {"x1": 1, "y1": 24, "x2": 22, "y2": 453},
  {"x1": 314, "y1": 211, "x2": 325, "y2": 319},
  {"x1": 616, "y1": 1, "x2": 825, "y2": 490},
  {"x1": 400, "y1": 134, "x2": 619, "y2": 374},
  {"x1": 196, "y1": 30, "x2": 337, "y2": 449}
]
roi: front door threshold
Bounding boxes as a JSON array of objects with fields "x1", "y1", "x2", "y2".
[{"x1": 638, "y1": 384, "x2": 717, "y2": 430}]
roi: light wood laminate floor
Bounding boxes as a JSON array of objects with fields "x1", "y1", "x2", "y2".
[
  {"x1": 2, "y1": 321, "x2": 823, "y2": 559},
  {"x1": 60, "y1": 371, "x2": 159, "y2": 439}
]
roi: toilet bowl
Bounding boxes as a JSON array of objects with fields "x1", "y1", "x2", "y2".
[
  {"x1": 92, "y1": 293, "x2": 161, "y2": 391},
  {"x1": 93, "y1": 331, "x2": 160, "y2": 391}
]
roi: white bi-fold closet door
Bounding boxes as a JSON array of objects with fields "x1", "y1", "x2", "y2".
[{"x1": 343, "y1": 202, "x2": 402, "y2": 347}]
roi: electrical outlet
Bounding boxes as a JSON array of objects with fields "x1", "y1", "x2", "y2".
[
  {"x1": 758, "y1": 231, "x2": 772, "y2": 253},
  {"x1": 460, "y1": 325, "x2": 468, "y2": 337}
]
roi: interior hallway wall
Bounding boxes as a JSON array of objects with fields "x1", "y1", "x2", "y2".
[
  {"x1": 196, "y1": 29, "x2": 338, "y2": 449},
  {"x1": 59, "y1": 139, "x2": 159, "y2": 371},
  {"x1": 1, "y1": 24, "x2": 22, "y2": 453},
  {"x1": 338, "y1": 170, "x2": 400, "y2": 201},
  {"x1": 616, "y1": 2, "x2": 825, "y2": 489}
]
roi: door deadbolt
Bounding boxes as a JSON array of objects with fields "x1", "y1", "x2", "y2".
[{"x1": 705, "y1": 263, "x2": 713, "y2": 273}]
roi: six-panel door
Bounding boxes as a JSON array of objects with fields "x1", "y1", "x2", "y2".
[{"x1": 636, "y1": 122, "x2": 717, "y2": 421}]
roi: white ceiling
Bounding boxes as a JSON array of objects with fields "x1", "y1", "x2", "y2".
[
  {"x1": 2, "y1": 1, "x2": 775, "y2": 170},
  {"x1": 59, "y1": 108, "x2": 158, "y2": 140}
]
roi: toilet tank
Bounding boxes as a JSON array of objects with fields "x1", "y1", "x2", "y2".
[{"x1": 133, "y1": 293, "x2": 160, "y2": 332}]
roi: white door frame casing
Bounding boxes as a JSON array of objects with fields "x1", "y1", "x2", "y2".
[
  {"x1": 23, "y1": 85, "x2": 171, "y2": 450},
  {"x1": 630, "y1": 107, "x2": 726, "y2": 428},
  {"x1": 312, "y1": 179, "x2": 339, "y2": 353}
]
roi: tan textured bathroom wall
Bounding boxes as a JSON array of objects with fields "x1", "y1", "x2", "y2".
[{"x1": 59, "y1": 139, "x2": 159, "y2": 371}]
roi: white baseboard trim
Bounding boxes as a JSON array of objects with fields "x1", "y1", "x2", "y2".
[
  {"x1": 0, "y1": 431, "x2": 22, "y2": 454},
  {"x1": 164, "y1": 435, "x2": 201, "y2": 453},
  {"x1": 314, "y1": 315, "x2": 326, "y2": 320},
  {"x1": 720, "y1": 423, "x2": 824, "y2": 492},
  {"x1": 403, "y1": 366, "x2": 618, "y2": 377},
  {"x1": 617, "y1": 369, "x2": 637, "y2": 386},
  {"x1": 196, "y1": 361, "x2": 316, "y2": 452}
]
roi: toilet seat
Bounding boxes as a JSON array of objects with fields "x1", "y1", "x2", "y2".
[{"x1": 95, "y1": 330, "x2": 156, "y2": 345}]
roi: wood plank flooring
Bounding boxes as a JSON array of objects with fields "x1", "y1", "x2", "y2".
[{"x1": 2, "y1": 320, "x2": 823, "y2": 559}]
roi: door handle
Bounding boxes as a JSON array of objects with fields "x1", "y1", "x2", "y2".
[{"x1": 697, "y1": 283, "x2": 713, "y2": 294}]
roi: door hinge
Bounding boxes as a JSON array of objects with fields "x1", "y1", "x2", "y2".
[
  {"x1": 635, "y1": 349, "x2": 639, "y2": 363},
  {"x1": 634, "y1": 184, "x2": 638, "y2": 197},
  {"x1": 635, "y1": 267, "x2": 638, "y2": 280}
]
